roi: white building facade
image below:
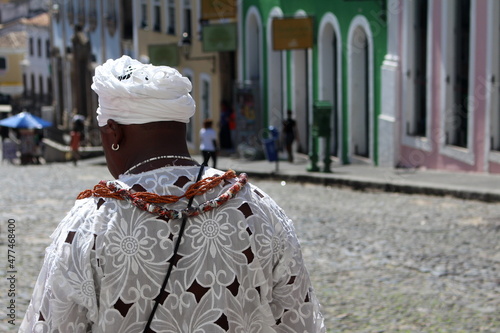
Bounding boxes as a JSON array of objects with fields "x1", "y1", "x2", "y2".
[
  {"x1": 49, "y1": 0, "x2": 132, "y2": 132},
  {"x1": 23, "y1": 13, "x2": 52, "y2": 109}
]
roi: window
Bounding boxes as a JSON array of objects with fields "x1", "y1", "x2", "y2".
[
  {"x1": 23, "y1": 73, "x2": 27, "y2": 96},
  {"x1": 153, "y1": 1, "x2": 161, "y2": 32},
  {"x1": 141, "y1": 0, "x2": 148, "y2": 28},
  {"x1": 200, "y1": 74, "x2": 212, "y2": 121},
  {"x1": 37, "y1": 38, "x2": 42, "y2": 57},
  {"x1": 46, "y1": 39, "x2": 50, "y2": 58},
  {"x1": 167, "y1": 0, "x2": 176, "y2": 34},
  {"x1": 39, "y1": 75, "x2": 44, "y2": 96},
  {"x1": 407, "y1": 0, "x2": 428, "y2": 137},
  {"x1": 183, "y1": 0, "x2": 192, "y2": 37},
  {"x1": 29, "y1": 37, "x2": 34, "y2": 56},
  {"x1": 0, "y1": 57, "x2": 6, "y2": 70},
  {"x1": 31, "y1": 74, "x2": 35, "y2": 97},
  {"x1": 122, "y1": 0, "x2": 133, "y2": 39},
  {"x1": 491, "y1": 4, "x2": 500, "y2": 152},
  {"x1": 47, "y1": 77, "x2": 53, "y2": 103},
  {"x1": 445, "y1": 0, "x2": 470, "y2": 148}
]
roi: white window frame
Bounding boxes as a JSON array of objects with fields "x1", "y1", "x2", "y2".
[
  {"x1": 140, "y1": 0, "x2": 148, "y2": 29},
  {"x1": 153, "y1": 0, "x2": 161, "y2": 32},
  {"x1": 166, "y1": 0, "x2": 176, "y2": 35},
  {"x1": 196, "y1": 0, "x2": 203, "y2": 40},
  {"x1": 181, "y1": 0, "x2": 192, "y2": 37},
  {"x1": 401, "y1": 0, "x2": 433, "y2": 152},
  {"x1": 439, "y1": 0, "x2": 475, "y2": 165},
  {"x1": 486, "y1": 0, "x2": 500, "y2": 165}
]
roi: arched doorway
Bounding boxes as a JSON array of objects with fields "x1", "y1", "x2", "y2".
[
  {"x1": 268, "y1": 8, "x2": 285, "y2": 128},
  {"x1": 245, "y1": 9, "x2": 261, "y2": 82},
  {"x1": 237, "y1": 8, "x2": 263, "y2": 152},
  {"x1": 349, "y1": 24, "x2": 371, "y2": 161},
  {"x1": 292, "y1": 49, "x2": 309, "y2": 153},
  {"x1": 319, "y1": 15, "x2": 341, "y2": 158}
]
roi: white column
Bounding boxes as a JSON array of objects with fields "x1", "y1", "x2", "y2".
[{"x1": 378, "y1": 0, "x2": 402, "y2": 167}]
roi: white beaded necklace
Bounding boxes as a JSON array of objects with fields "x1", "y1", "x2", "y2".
[{"x1": 124, "y1": 155, "x2": 197, "y2": 175}]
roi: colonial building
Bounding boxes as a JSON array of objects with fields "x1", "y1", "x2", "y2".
[
  {"x1": 21, "y1": 12, "x2": 52, "y2": 113},
  {"x1": 384, "y1": 0, "x2": 500, "y2": 173},
  {"x1": 0, "y1": 30, "x2": 25, "y2": 103},
  {"x1": 0, "y1": 0, "x2": 48, "y2": 113},
  {"x1": 41, "y1": 0, "x2": 500, "y2": 173},
  {"x1": 240, "y1": 0, "x2": 388, "y2": 165},
  {"x1": 48, "y1": 0, "x2": 237, "y2": 154}
]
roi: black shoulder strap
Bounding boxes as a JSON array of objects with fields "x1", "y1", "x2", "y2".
[{"x1": 143, "y1": 163, "x2": 206, "y2": 332}]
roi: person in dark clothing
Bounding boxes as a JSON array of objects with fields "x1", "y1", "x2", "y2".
[
  {"x1": 219, "y1": 100, "x2": 232, "y2": 150},
  {"x1": 282, "y1": 109, "x2": 299, "y2": 162}
]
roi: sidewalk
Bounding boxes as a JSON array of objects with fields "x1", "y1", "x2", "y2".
[
  {"x1": 83, "y1": 153, "x2": 500, "y2": 202},
  {"x1": 205, "y1": 154, "x2": 500, "y2": 203}
]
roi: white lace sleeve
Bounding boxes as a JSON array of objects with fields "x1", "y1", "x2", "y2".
[
  {"x1": 255, "y1": 192, "x2": 326, "y2": 333},
  {"x1": 20, "y1": 200, "x2": 99, "y2": 333}
]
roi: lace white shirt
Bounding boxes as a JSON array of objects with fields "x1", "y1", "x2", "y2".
[{"x1": 20, "y1": 166, "x2": 325, "y2": 332}]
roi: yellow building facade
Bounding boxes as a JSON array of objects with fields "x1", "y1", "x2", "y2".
[
  {"x1": 133, "y1": 0, "x2": 237, "y2": 153},
  {"x1": 0, "y1": 31, "x2": 26, "y2": 98}
]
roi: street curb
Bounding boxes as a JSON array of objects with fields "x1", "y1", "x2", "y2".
[{"x1": 241, "y1": 171, "x2": 500, "y2": 203}]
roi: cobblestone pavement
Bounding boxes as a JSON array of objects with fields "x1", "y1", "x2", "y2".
[{"x1": 0, "y1": 162, "x2": 499, "y2": 332}]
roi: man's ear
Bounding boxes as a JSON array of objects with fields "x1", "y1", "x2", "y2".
[{"x1": 107, "y1": 119, "x2": 124, "y2": 145}]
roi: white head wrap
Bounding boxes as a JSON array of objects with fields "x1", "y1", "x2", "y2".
[{"x1": 91, "y1": 55, "x2": 196, "y2": 127}]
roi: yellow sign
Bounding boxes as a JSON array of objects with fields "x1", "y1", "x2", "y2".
[
  {"x1": 272, "y1": 17, "x2": 314, "y2": 50},
  {"x1": 201, "y1": 0, "x2": 237, "y2": 20}
]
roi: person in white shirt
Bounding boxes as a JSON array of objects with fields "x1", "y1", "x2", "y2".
[{"x1": 199, "y1": 118, "x2": 218, "y2": 168}]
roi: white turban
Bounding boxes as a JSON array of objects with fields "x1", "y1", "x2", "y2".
[{"x1": 91, "y1": 55, "x2": 196, "y2": 127}]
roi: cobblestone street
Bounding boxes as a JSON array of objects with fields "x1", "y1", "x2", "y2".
[{"x1": 0, "y1": 162, "x2": 499, "y2": 332}]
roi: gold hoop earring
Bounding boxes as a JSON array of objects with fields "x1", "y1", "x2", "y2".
[{"x1": 111, "y1": 143, "x2": 120, "y2": 151}]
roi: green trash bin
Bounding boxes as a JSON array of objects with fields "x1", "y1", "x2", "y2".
[{"x1": 308, "y1": 101, "x2": 332, "y2": 172}]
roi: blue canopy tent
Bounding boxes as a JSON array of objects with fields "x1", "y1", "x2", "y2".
[{"x1": 0, "y1": 111, "x2": 52, "y2": 129}]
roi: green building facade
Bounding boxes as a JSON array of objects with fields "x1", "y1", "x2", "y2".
[{"x1": 238, "y1": 0, "x2": 387, "y2": 165}]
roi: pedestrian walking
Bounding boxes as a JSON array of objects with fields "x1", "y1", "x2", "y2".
[
  {"x1": 199, "y1": 118, "x2": 218, "y2": 168},
  {"x1": 70, "y1": 116, "x2": 85, "y2": 165},
  {"x1": 282, "y1": 109, "x2": 299, "y2": 162},
  {"x1": 20, "y1": 55, "x2": 325, "y2": 333}
]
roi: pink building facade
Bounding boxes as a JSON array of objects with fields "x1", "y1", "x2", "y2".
[{"x1": 381, "y1": 0, "x2": 500, "y2": 174}]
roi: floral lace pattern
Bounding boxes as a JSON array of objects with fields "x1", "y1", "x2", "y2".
[{"x1": 20, "y1": 166, "x2": 325, "y2": 333}]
